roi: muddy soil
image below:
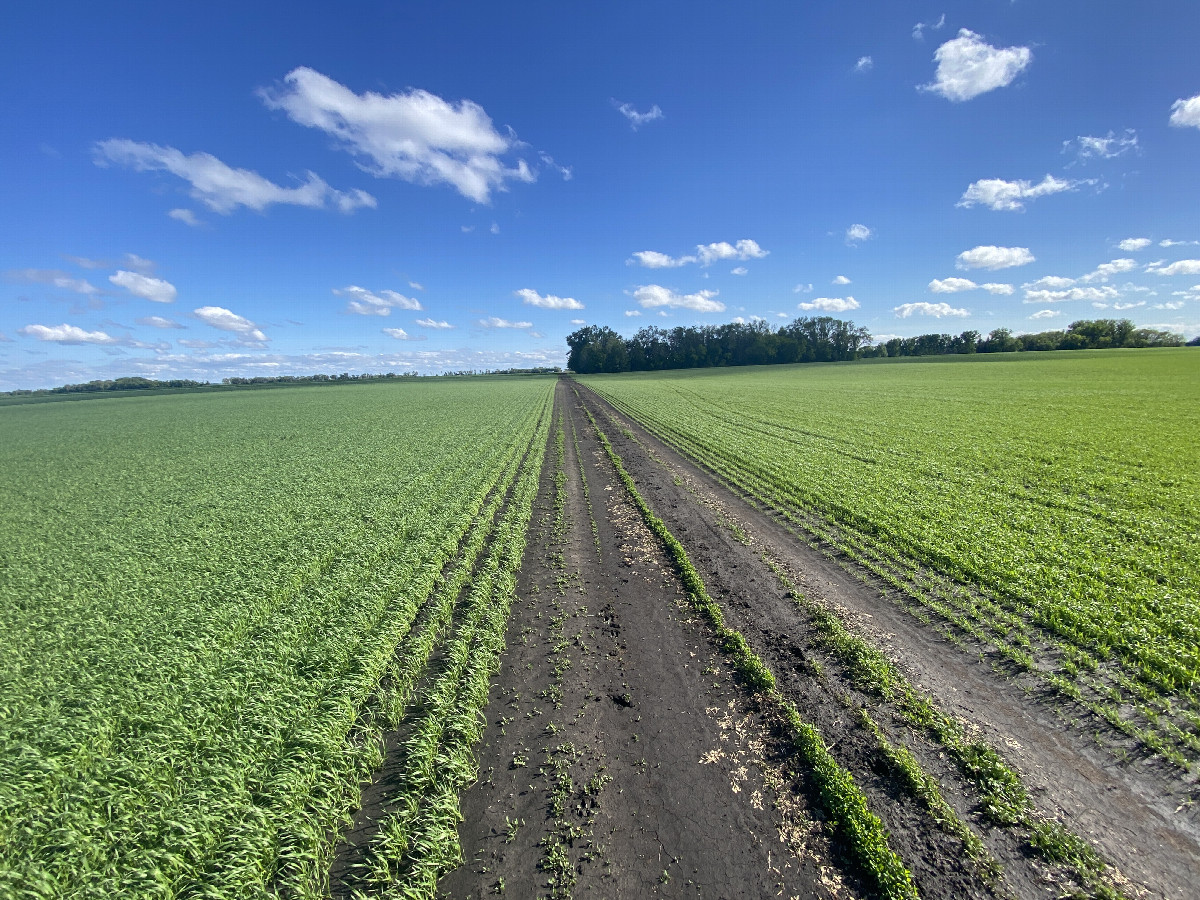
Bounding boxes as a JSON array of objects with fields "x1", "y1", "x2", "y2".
[
  {"x1": 438, "y1": 381, "x2": 851, "y2": 899},
  {"x1": 570, "y1": 381, "x2": 1200, "y2": 900}
]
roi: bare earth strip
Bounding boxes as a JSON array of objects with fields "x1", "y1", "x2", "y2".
[
  {"x1": 440, "y1": 380, "x2": 851, "y2": 899},
  {"x1": 572, "y1": 381, "x2": 1200, "y2": 900}
]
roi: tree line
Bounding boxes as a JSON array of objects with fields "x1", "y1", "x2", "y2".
[{"x1": 565, "y1": 317, "x2": 1188, "y2": 374}]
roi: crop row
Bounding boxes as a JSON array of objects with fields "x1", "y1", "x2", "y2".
[
  {"x1": 0, "y1": 378, "x2": 554, "y2": 897},
  {"x1": 581, "y1": 351, "x2": 1200, "y2": 767}
]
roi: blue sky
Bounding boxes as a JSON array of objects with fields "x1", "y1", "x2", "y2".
[{"x1": 2, "y1": 1, "x2": 1198, "y2": 389}]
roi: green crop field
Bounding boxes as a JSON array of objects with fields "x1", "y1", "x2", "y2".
[
  {"x1": 0, "y1": 377, "x2": 552, "y2": 898},
  {"x1": 582, "y1": 348, "x2": 1200, "y2": 767}
]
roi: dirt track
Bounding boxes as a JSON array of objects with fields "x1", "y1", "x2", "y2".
[{"x1": 434, "y1": 379, "x2": 1199, "y2": 898}]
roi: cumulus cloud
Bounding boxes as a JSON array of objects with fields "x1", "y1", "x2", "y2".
[
  {"x1": 731, "y1": 266, "x2": 748, "y2": 276},
  {"x1": 1145, "y1": 259, "x2": 1200, "y2": 276},
  {"x1": 1080, "y1": 259, "x2": 1137, "y2": 283},
  {"x1": 624, "y1": 309, "x2": 642, "y2": 317},
  {"x1": 334, "y1": 285, "x2": 423, "y2": 316},
  {"x1": 516, "y1": 288, "x2": 584, "y2": 310},
  {"x1": 136, "y1": 315, "x2": 184, "y2": 329},
  {"x1": 1113, "y1": 301, "x2": 1145, "y2": 310},
  {"x1": 919, "y1": 29, "x2": 1032, "y2": 101},
  {"x1": 1028, "y1": 309, "x2": 1060, "y2": 319},
  {"x1": 798, "y1": 296, "x2": 860, "y2": 312},
  {"x1": 194, "y1": 306, "x2": 267, "y2": 342},
  {"x1": 414, "y1": 318, "x2": 454, "y2": 329},
  {"x1": 18, "y1": 323, "x2": 117, "y2": 344},
  {"x1": 95, "y1": 139, "x2": 376, "y2": 214},
  {"x1": 956, "y1": 245, "x2": 1035, "y2": 270},
  {"x1": 1063, "y1": 129, "x2": 1139, "y2": 161},
  {"x1": 894, "y1": 301, "x2": 969, "y2": 318},
  {"x1": 629, "y1": 239, "x2": 767, "y2": 269},
  {"x1": 845, "y1": 224, "x2": 872, "y2": 245},
  {"x1": 259, "y1": 67, "x2": 537, "y2": 203},
  {"x1": 982, "y1": 283, "x2": 1014, "y2": 295},
  {"x1": 383, "y1": 327, "x2": 421, "y2": 340},
  {"x1": 632, "y1": 284, "x2": 724, "y2": 312},
  {"x1": 912, "y1": 14, "x2": 946, "y2": 41},
  {"x1": 957, "y1": 175, "x2": 1086, "y2": 211},
  {"x1": 929, "y1": 277, "x2": 977, "y2": 293},
  {"x1": 613, "y1": 100, "x2": 664, "y2": 130},
  {"x1": 1154, "y1": 301, "x2": 1186, "y2": 310},
  {"x1": 168, "y1": 208, "x2": 202, "y2": 226},
  {"x1": 479, "y1": 316, "x2": 533, "y2": 329},
  {"x1": 1023, "y1": 285, "x2": 1119, "y2": 304},
  {"x1": 7, "y1": 269, "x2": 99, "y2": 295},
  {"x1": 570, "y1": 318, "x2": 586, "y2": 325},
  {"x1": 832, "y1": 275, "x2": 852, "y2": 285},
  {"x1": 109, "y1": 270, "x2": 177, "y2": 303},
  {"x1": 1024, "y1": 275, "x2": 1076, "y2": 290},
  {"x1": 1119, "y1": 237, "x2": 1152, "y2": 252},
  {"x1": 854, "y1": 56, "x2": 873, "y2": 73},
  {"x1": 1169, "y1": 94, "x2": 1200, "y2": 129}
]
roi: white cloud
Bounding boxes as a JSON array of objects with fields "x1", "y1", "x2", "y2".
[
  {"x1": 515, "y1": 288, "x2": 584, "y2": 310},
  {"x1": 613, "y1": 100, "x2": 664, "y2": 130},
  {"x1": 632, "y1": 284, "x2": 724, "y2": 312},
  {"x1": 168, "y1": 208, "x2": 202, "y2": 227},
  {"x1": 832, "y1": 275, "x2": 852, "y2": 285},
  {"x1": 461, "y1": 225, "x2": 475, "y2": 233},
  {"x1": 63, "y1": 256, "x2": 107, "y2": 270},
  {"x1": 1080, "y1": 258, "x2": 1137, "y2": 283},
  {"x1": 793, "y1": 283, "x2": 813, "y2": 293},
  {"x1": 696, "y1": 239, "x2": 769, "y2": 265},
  {"x1": 958, "y1": 174, "x2": 1088, "y2": 211},
  {"x1": 854, "y1": 56, "x2": 873, "y2": 73},
  {"x1": 929, "y1": 277, "x2": 977, "y2": 292},
  {"x1": 624, "y1": 309, "x2": 642, "y2": 317},
  {"x1": 334, "y1": 285, "x2": 423, "y2": 316},
  {"x1": 1169, "y1": 93, "x2": 1200, "y2": 129},
  {"x1": 109, "y1": 270, "x2": 177, "y2": 303},
  {"x1": 912, "y1": 14, "x2": 946, "y2": 41},
  {"x1": 799, "y1": 296, "x2": 860, "y2": 313},
  {"x1": 845, "y1": 223, "x2": 872, "y2": 244},
  {"x1": 1063, "y1": 129, "x2": 1139, "y2": 161},
  {"x1": 259, "y1": 68, "x2": 536, "y2": 204},
  {"x1": 7, "y1": 269, "x2": 99, "y2": 295},
  {"x1": 382, "y1": 327, "x2": 417, "y2": 340},
  {"x1": 919, "y1": 29, "x2": 1032, "y2": 102},
  {"x1": 956, "y1": 245, "x2": 1035, "y2": 270},
  {"x1": 570, "y1": 318, "x2": 586, "y2": 325},
  {"x1": 414, "y1": 318, "x2": 454, "y2": 329},
  {"x1": 731, "y1": 266, "x2": 748, "y2": 276},
  {"x1": 1146, "y1": 259, "x2": 1200, "y2": 276},
  {"x1": 1024, "y1": 275, "x2": 1076, "y2": 290},
  {"x1": 629, "y1": 239, "x2": 767, "y2": 269},
  {"x1": 1023, "y1": 286, "x2": 1118, "y2": 304},
  {"x1": 408, "y1": 281, "x2": 424, "y2": 291},
  {"x1": 18, "y1": 323, "x2": 117, "y2": 344},
  {"x1": 194, "y1": 306, "x2": 267, "y2": 342},
  {"x1": 1119, "y1": 237, "x2": 1152, "y2": 252},
  {"x1": 1154, "y1": 301, "x2": 1186, "y2": 310},
  {"x1": 894, "y1": 301, "x2": 969, "y2": 318},
  {"x1": 479, "y1": 316, "x2": 533, "y2": 329},
  {"x1": 982, "y1": 283, "x2": 1014, "y2": 295},
  {"x1": 1159, "y1": 239, "x2": 1199, "y2": 247},
  {"x1": 490, "y1": 222, "x2": 500, "y2": 235},
  {"x1": 122, "y1": 254, "x2": 156, "y2": 274},
  {"x1": 1028, "y1": 309, "x2": 1060, "y2": 320},
  {"x1": 1113, "y1": 301, "x2": 1145, "y2": 310},
  {"x1": 136, "y1": 315, "x2": 184, "y2": 329},
  {"x1": 95, "y1": 139, "x2": 376, "y2": 214}
]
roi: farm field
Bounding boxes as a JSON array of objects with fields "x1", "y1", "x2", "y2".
[
  {"x1": 3, "y1": 352, "x2": 1199, "y2": 900},
  {"x1": 0, "y1": 378, "x2": 552, "y2": 897}
]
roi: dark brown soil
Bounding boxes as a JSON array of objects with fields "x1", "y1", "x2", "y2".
[{"x1": 570, "y1": 381, "x2": 1200, "y2": 900}]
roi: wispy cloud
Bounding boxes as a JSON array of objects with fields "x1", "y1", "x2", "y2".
[
  {"x1": 136, "y1": 315, "x2": 184, "y2": 329},
  {"x1": 194, "y1": 306, "x2": 267, "y2": 342},
  {"x1": 854, "y1": 56, "x2": 873, "y2": 73},
  {"x1": 260, "y1": 67, "x2": 537, "y2": 203},
  {"x1": 1063, "y1": 129, "x2": 1139, "y2": 162},
  {"x1": 628, "y1": 239, "x2": 768, "y2": 268},
  {"x1": 912, "y1": 14, "x2": 946, "y2": 41},
  {"x1": 957, "y1": 175, "x2": 1089, "y2": 211},
  {"x1": 613, "y1": 100, "x2": 664, "y2": 130},
  {"x1": 414, "y1": 317, "x2": 454, "y2": 329},
  {"x1": 382, "y1": 327, "x2": 425, "y2": 340},
  {"x1": 7, "y1": 269, "x2": 99, "y2": 296},
  {"x1": 1079, "y1": 259, "x2": 1136, "y2": 283},
  {"x1": 845, "y1": 223, "x2": 872, "y2": 245},
  {"x1": 479, "y1": 316, "x2": 533, "y2": 329},
  {"x1": 919, "y1": 29, "x2": 1032, "y2": 102},
  {"x1": 515, "y1": 288, "x2": 584, "y2": 310},
  {"x1": 96, "y1": 139, "x2": 376, "y2": 214},
  {"x1": 168, "y1": 208, "x2": 202, "y2": 226}
]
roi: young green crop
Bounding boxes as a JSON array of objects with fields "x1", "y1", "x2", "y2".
[
  {"x1": 0, "y1": 376, "x2": 554, "y2": 897},
  {"x1": 582, "y1": 349, "x2": 1200, "y2": 766}
]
